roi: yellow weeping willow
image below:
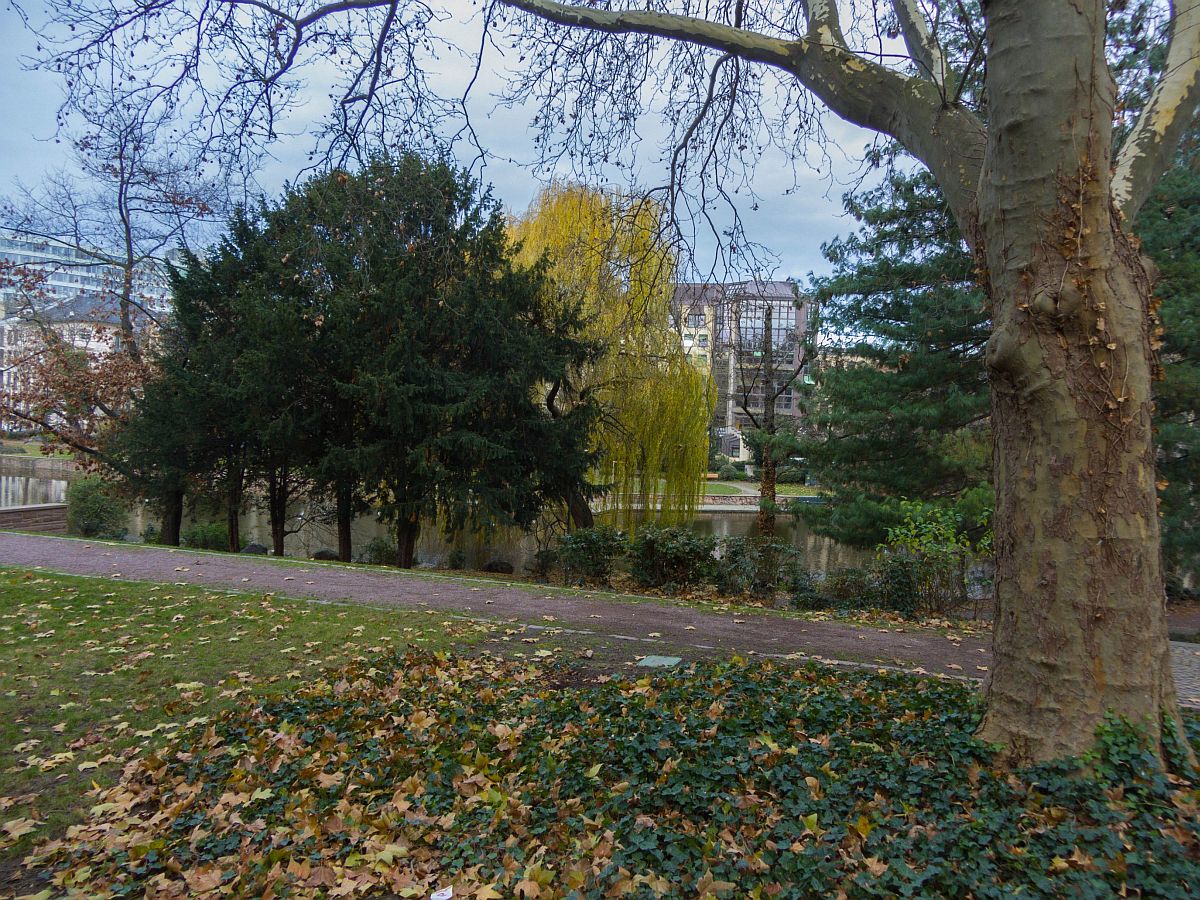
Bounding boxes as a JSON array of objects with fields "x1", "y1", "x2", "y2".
[{"x1": 511, "y1": 184, "x2": 714, "y2": 529}]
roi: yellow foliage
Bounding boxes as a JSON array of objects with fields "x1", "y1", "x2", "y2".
[{"x1": 511, "y1": 184, "x2": 713, "y2": 528}]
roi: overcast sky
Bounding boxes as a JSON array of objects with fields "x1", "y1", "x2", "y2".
[{"x1": 0, "y1": 2, "x2": 880, "y2": 281}]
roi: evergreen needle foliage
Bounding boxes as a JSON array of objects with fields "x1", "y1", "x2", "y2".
[
  {"x1": 110, "y1": 154, "x2": 600, "y2": 565},
  {"x1": 800, "y1": 153, "x2": 1199, "y2": 587}
]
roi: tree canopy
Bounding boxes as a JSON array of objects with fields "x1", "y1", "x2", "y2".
[
  {"x1": 797, "y1": 163, "x2": 991, "y2": 549},
  {"x1": 113, "y1": 154, "x2": 600, "y2": 566}
]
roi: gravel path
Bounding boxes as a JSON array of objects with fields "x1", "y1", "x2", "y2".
[{"x1": 2, "y1": 532, "x2": 1197, "y2": 707}]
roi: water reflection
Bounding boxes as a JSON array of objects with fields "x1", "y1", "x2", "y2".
[
  {"x1": 0, "y1": 475, "x2": 67, "y2": 507},
  {"x1": 127, "y1": 502, "x2": 865, "y2": 574}
]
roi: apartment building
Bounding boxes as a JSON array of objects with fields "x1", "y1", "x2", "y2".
[
  {"x1": 674, "y1": 279, "x2": 814, "y2": 459},
  {"x1": 0, "y1": 232, "x2": 175, "y2": 429}
]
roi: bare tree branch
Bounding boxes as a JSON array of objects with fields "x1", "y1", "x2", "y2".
[
  {"x1": 501, "y1": 0, "x2": 987, "y2": 239},
  {"x1": 1112, "y1": 0, "x2": 1200, "y2": 219},
  {"x1": 892, "y1": 0, "x2": 948, "y2": 88}
]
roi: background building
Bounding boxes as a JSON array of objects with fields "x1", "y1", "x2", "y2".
[
  {"x1": 0, "y1": 232, "x2": 175, "y2": 431},
  {"x1": 674, "y1": 279, "x2": 814, "y2": 460}
]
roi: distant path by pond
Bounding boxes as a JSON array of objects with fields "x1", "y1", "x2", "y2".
[{"x1": 1, "y1": 531, "x2": 1197, "y2": 707}]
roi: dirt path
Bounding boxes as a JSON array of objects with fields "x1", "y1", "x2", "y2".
[{"x1": 2, "y1": 532, "x2": 1198, "y2": 705}]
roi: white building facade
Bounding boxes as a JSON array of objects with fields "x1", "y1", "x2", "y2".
[{"x1": 0, "y1": 232, "x2": 175, "y2": 432}]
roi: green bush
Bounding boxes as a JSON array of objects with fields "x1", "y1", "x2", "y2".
[
  {"x1": 882, "y1": 501, "x2": 977, "y2": 613},
  {"x1": 628, "y1": 525, "x2": 715, "y2": 589},
  {"x1": 1166, "y1": 571, "x2": 1198, "y2": 604},
  {"x1": 527, "y1": 547, "x2": 557, "y2": 580},
  {"x1": 869, "y1": 553, "x2": 922, "y2": 616},
  {"x1": 716, "y1": 463, "x2": 741, "y2": 481},
  {"x1": 713, "y1": 536, "x2": 802, "y2": 600},
  {"x1": 712, "y1": 536, "x2": 757, "y2": 595},
  {"x1": 556, "y1": 525, "x2": 626, "y2": 584},
  {"x1": 356, "y1": 536, "x2": 400, "y2": 566},
  {"x1": 65, "y1": 477, "x2": 127, "y2": 539},
  {"x1": 776, "y1": 464, "x2": 807, "y2": 484},
  {"x1": 787, "y1": 566, "x2": 825, "y2": 610},
  {"x1": 180, "y1": 522, "x2": 229, "y2": 551},
  {"x1": 819, "y1": 566, "x2": 876, "y2": 606}
]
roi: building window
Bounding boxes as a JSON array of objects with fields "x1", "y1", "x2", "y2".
[
  {"x1": 687, "y1": 312, "x2": 704, "y2": 328},
  {"x1": 697, "y1": 334, "x2": 708, "y2": 348}
]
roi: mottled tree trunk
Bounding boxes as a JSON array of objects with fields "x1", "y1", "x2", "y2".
[
  {"x1": 226, "y1": 465, "x2": 243, "y2": 553},
  {"x1": 336, "y1": 480, "x2": 353, "y2": 562},
  {"x1": 567, "y1": 489, "x2": 594, "y2": 530},
  {"x1": 975, "y1": 0, "x2": 1187, "y2": 763},
  {"x1": 267, "y1": 467, "x2": 288, "y2": 557}
]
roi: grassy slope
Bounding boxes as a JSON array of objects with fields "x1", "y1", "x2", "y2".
[{"x1": 0, "y1": 569, "x2": 495, "y2": 867}]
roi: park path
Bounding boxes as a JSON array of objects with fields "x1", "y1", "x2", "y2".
[{"x1": 1, "y1": 532, "x2": 1198, "y2": 706}]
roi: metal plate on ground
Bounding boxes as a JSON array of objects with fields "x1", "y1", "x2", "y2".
[{"x1": 637, "y1": 655, "x2": 682, "y2": 668}]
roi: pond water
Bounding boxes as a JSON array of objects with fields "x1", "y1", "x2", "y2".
[
  {"x1": 2, "y1": 465, "x2": 865, "y2": 573},
  {"x1": 126, "y1": 501, "x2": 866, "y2": 574},
  {"x1": 0, "y1": 475, "x2": 67, "y2": 507}
]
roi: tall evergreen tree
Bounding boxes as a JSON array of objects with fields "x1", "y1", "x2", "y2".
[
  {"x1": 1137, "y1": 166, "x2": 1200, "y2": 588},
  {"x1": 324, "y1": 157, "x2": 598, "y2": 566},
  {"x1": 802, "y1": 155, "x2": 1199, "y2": 588},
  {"x1": 112, "y1": 154, "x2": 599, "y2": 568},
  {"x1": 798, "y1": 163, "x2": 991, "y2": 549}
]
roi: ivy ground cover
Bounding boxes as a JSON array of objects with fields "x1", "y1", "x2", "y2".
[{"x1": 24, "y1": 649, "x2": 1200, "y2": 897}]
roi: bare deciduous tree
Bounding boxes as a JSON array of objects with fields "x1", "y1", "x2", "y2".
[
  {"x1": 1, "y1": 107, "x2": 220, "y2": 463},
  {"x1": 19, "y1": 0, "x2": 1200, "y2": 762}
]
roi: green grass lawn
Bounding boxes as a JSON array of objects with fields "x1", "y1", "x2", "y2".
[
  {"x1": 0, "y1": 440, "x2": 70, "y2": 458},
  {"x1": 774, "y1": 483, "x2": 825, "y2": 496},
  {"x1": 704, "y1": 480, "x2": 825, "y2": 497},
  {"x1": 702, "y1": 481, "x2": 743, "y2": 495},
  {"x1": 0, "y1": 569, "x2": 496, "y2": 870}
]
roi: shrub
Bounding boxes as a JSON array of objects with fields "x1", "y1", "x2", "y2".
[
  {"x1": 446, "y1": 548, "x2": 466, "y2": 570},
  {"x1": 180, "y1": 522, "x2": 229, "y2": 551},
  {"x1": 356, "y1": 536, "x2": 400, "y2": 566},
  {"x1": 716, "y1": 463, "x2": 741, "y2": 481},
  {"x1": 787, "y1": 566, "x2": 824, "y2": 610},
  {"x1": 712, "y1": 536, "x2": 756, "y2": 595},
  {"x1": 556, "y1": 525, "x2": 626, "y2": 584},
  {"x1": 882, "y1": 501, "x2": 976, "y2": 614},
  {"x1": 66, "y1": 477, "x2": 127, "y2": 539},
  {"x1": 713, "y1": 536, "x2": 802, "y2": 600},
  {"x1": 141, "y1": 522, "x2": 159, "y2": 544},
  {"x1": 869, "y1": 553, "x2": 922, "y2": 616},
  {"x1": 819, "y1": 566, "x2": 876, "y2": 606},
  {"x1": 628, "y1": 525, "x2": 715, "y2": 590},
  {"x1": 776, "y1": 464, "x2": 807, "y2": 484},
  {"x1": 527, "y1": 547, "x2": 557, "y2": 580}
]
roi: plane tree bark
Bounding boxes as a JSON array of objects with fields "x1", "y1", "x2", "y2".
[
  {"x1": 500, "y1": 0, "x2": 1200, "y2": 765},
  {"x1": 26, "y1": 0, "x2": 1200, "y2": 763}
]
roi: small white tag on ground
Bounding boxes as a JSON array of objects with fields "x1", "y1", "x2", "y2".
[{"x1": 430, "y1": 889, "x2": 453, "y2": 900}]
